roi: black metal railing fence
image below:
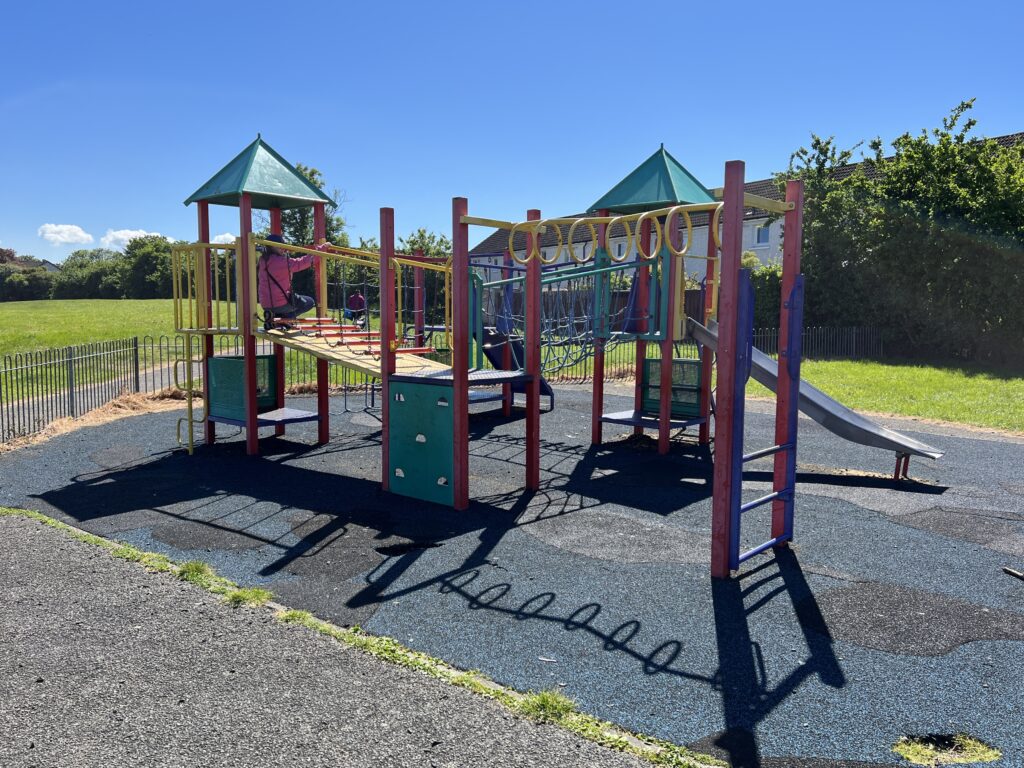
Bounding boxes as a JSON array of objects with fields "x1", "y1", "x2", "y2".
[{"x1": 1, "y1": 325, "x2": 881, "y2": 443}]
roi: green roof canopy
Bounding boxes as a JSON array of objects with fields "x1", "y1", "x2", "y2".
[
  {"x1": 184, "y1": 136, "x2": 334, "y2": 211},
  {"x1": 588, "y1": 145, "x2": 714, "y2": 214}
]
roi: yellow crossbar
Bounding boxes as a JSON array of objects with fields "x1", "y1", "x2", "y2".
[
  {"x1": 710, "y1": 189, "x2": 794, "y2": 214},
  {"x1": 390, "y1": 256, "x2": 451, "y2": 273},
  {"x1": 250, "y1": 239, "x2": 378, "y2": 269},
  {"x1": 460, "y1": 216, "x2": 548, "y2": 233}
]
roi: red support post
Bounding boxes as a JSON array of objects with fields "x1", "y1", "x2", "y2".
[
  {"x1": 413, "y1": 249, "x2": 425, "y2": 348},
  {"x1": 710, "y1": 161, "x2": 745, "y2": 578},
  {"x1": 452, "y1": 198, "x2": 471, "y2": 509},
  {"x1": 525, "y1": 209, "x2": 542, "y2": 490},
  {"x1": 502, "y1": 249, "x2": 513, "y2": 417},
  {"x1": 314, "y1": 204, "x2": 329, "y2": 444},
  {"x1": 380, "y1": 208, "x2": 397, "y2": 491},
  {"x1": 771, "y1": 180, "x2": 804, "y2": 541},
  {"x1": 197, "y1": 201, "x2": 215, "y2": 446},
  {"x1": 238, "y1": 193, "x2": 259, "y2": 456},
  {"x1": 699, "y1": 210, "x2": 718, "y2": 445},
  {"x1": 270, "y1": 208, "x2": 286, "y2": 437},
  {"x1": 658, "y1": 218, "x2": 677, "y2": 454},
  {"x1": 634, "y1": 219, "x2": 651, "y2": 435},
  {"x1": 591, "y1": 210, "x2": 609, "y2": 445}
]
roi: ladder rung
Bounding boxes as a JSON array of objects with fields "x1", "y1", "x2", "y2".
[{"x1": 737, "y1": 534, "x2": 791, "y2": 564}]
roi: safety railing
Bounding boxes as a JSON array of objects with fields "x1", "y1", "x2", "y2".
[
  {"x1": 246, "y1": 238, "x2": 455, "y2": 353},
  {"x1": 171, "y1": 242, "x2": 241, "y2": 334}
]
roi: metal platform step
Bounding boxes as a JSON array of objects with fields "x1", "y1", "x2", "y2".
[
  {"x1": 208, "y1": 407, "x2": 320, "y2": 428},
  {"x1": 600, "y1": 409, "x2": 705, "y2": 430}
]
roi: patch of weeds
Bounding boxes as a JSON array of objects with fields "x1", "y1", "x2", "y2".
[
  {"x1": 111, "y1": 546, "x2": 173, "y2": 573},
  {"x1": 893, "y1": 733, "x2": 1001, "y2": 766},
  {"x1": 516, "y1": 688, "x2": 577, "y2": 722},
  {"x1": 224, "y1": 587, "x2": 273, "y2": 607},
  {"x1": 177, "y1": 560, "x2": 216, "y2": 586},
  {"x1": 278, "y1": 609, "x2": 313, "y2": 625},
  {"x1": 175, "y1": 560, "x2": 234, "y2": 594}
]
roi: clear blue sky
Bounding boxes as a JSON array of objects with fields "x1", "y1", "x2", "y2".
[{"x1": 2, "y1": 0, "x2": 1021, "y2": 261}]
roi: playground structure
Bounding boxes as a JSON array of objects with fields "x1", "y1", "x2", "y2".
[{"x1": 172, "y1": 138, "x2": 941, "y2": 578}]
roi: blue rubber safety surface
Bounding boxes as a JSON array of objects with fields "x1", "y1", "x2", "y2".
[{"x1": 1, "y1": 387, "x2": 1022, "y2": 767}]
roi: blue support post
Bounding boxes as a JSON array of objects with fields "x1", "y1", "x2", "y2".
[{"x1": 728, "y1": 269, "x2": 755, "y2": 571}]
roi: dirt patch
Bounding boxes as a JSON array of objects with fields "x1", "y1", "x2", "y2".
[{"x1": 0, "y1": 389, "x2": 188, "y2": 455}]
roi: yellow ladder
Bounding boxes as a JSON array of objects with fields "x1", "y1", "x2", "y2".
[{"x1": 174, "y1": 331, "x2": 206, "y2": 454}]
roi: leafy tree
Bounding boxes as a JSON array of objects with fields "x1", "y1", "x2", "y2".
[
  {"x1": 122, "y1": 235, "x2": 173, "y2": 298},
  {"x1": 741, "y1": 250, "x2": 761, "y2": 270},
  {"x1": 0, "y1": 268, "x2": 53, "y2": 301},
  {"x1": 0, "y1": 247, "x2": 16, "y2": 264},
  {"x1": 51, "y1": 248, "x2": 123, "y2": 299},
  {"x1": 274, "y1": 163, "x2": 349, "y2": 301},
  {"x1": 777, "y1": 101, "x2": 1024, "y2": 364},
  {"x1": 776, "y1": 135, "x2": 878, "y2": 327},
  {"x1": 864, "y1": 100, "x2": 1024, "y2": 361}
]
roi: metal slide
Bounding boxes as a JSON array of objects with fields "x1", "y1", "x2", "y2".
[{"x1": 687, "y1": 318, "x2": 943, "y2": 461}]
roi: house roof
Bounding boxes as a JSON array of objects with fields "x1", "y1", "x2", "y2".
[
  {"x1": 469, "y1": 132, "x2": 1024, "y2": 256},
  {"x1": 588, "y1": 145, "x2": 715, "y2": 214},
  {"x1": 184, "y1": 136, "x2": 334, "y2": 211}
]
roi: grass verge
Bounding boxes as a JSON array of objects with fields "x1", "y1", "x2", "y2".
[{"x1": 1, "y1": 506, "x2": 721, "y2": 768}]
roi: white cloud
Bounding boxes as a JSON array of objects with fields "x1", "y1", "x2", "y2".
[
  {"x1": 212, "y1": 232, "x2": 237, "y2": 244},
  {"x1": 100, "y1": 228, "x2": 162, "y2": 250},
  {"x1": 38, "y1": 223, "x2": 93, "y2": 246}
]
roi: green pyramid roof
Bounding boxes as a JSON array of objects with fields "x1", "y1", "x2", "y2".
[
  {"x1": 588, "y1": 145, "x2": 714, "y2": 214},
  {"x1": 184, "y1": 136, "x2": 334, "y2": 210}
]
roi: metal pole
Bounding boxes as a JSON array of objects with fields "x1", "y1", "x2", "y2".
[{"x1": 66, "y1": 346, "x2": 76, "y2": 418}]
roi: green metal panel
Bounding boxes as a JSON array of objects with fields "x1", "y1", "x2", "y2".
[
  {"x1": 184, "y1": 136, "x2": 334, "y2": 211},
  {"x1": 588, "y1": 145, "x2": 715, "y2": 214},
  {"x1": 641, "y1": 358, "x2": 701, "y2": 417},
  {"x1": 593, "y1": 247, "x2": 611, "y2": 340},
  {"x1": 208, "y1": 355, "x2": 278, "y2": 422},
  {"x1": 388, "y1": 381, "x2": 455, "y2": 506}
]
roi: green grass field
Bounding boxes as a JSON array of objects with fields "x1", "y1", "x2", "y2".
[
  {"x1": 0, "y1": 299, "x2": 178, "y2": 355},
  {"x1": 747, "y1": 359, "x2": 1024, "y2": 433}
]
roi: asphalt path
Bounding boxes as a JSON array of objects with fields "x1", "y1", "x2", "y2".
[
  {"x1": 1, "y1": 383, "x2": 1022, "y2": 767},
  {"x1": 0, "y1": 513, "x2": 650, "y2": 768}
]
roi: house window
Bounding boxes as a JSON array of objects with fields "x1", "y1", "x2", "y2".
[
  {"x1": 616, "y1": 243, "x2": 624, "y2": 259},
  {"x1": 756, "y1": 225, "x2": 770, "y2": 245}
]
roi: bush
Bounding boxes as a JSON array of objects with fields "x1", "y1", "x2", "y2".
[{"x1": 0, "y1": 268, "x2": 53, "y2": 301}]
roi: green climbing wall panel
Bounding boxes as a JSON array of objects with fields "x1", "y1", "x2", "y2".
[{"x1": 388, "y1": 380, "x2": 455, "y2": 506}]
